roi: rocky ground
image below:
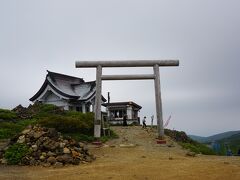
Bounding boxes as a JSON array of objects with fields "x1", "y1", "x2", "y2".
[
  {"x1": 0, "y1": 126, "x2": 240, "y2": 180},
  {"x1": 0, "y1": 125, "x2": 95, "y2": 166}
]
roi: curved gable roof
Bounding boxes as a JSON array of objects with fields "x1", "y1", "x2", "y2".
[
  {"x1": 30, "y1": 70, "x2": 106, "y2": 102},
  {"x1": 30, "y1": 71, "x2": 84, "y2": 101},
  {"x1": 29, "y1": 77, "x2": 80, "y2": 101},
  {"x1": 47, "y1": 70, "x2": 84, "y2": 84}
]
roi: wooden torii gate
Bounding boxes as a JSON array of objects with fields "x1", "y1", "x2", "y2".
[{"x1": 75, "y1": 60, "x2": 179, "y2": 139}]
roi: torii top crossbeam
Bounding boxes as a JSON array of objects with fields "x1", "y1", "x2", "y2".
[
  {"x1": 76, "y1": 60, "x2": 179, "y2": 68},
  {"x1": 75, "y1": 60, "x2": 179, "y2": 139}
]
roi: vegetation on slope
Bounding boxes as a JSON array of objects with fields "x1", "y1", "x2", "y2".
[
  {"x1": 0, "y1": 119, "x2": 36, "y2": 139},
  {"x1": 189, "y1": 131, "x2": 240, "y2": 155},
  {"x1": 214, "y1": 133, "x2": 240, "y2": 155},
  {"x1": 0, "y1": 109, "x2": 17, "y2": 120},
  {"x1": 0, "y1": 104, "x2": 117, "y2": 142},
  {"x1": 4, "y1": 143, "x2": 30, "y2": 165},
  {"x1": 165, "y1": 129, "x2": 216, "y2": 155}
]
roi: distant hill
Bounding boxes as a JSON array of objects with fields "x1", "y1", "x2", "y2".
[
  {"x1": 219, "y1": 132, "x2": 240, "y2": 144},
  {"x1": 216, "y1": 132, "x2": 240, "y2": 155},
  {"x1": 189, "y1": 131, "x2": 240, "y2": 143},
  {"x1": 189, "y1": 131, "x2": 240, "y2": 155},
  {"x1": 188, "y1": 135, "x2": 206, "y2": 143}
]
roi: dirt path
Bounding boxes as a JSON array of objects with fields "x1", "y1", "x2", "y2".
[{"x1": 0, "y1": 126, "x2": 240, "y2": 180}]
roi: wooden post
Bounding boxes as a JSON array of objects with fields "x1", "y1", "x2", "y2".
[
  {"x1": 153, "y1": 64, "x2": 164, "y2": 139},
  {"x1": 94, "y1": 65, "x2": 102, "y2": 138}
]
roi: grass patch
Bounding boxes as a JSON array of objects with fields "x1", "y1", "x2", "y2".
[
  {"x1": 0, "y1": 104, "x2": 118, "y2": 143},
  {"x1": 37, "y1": 109, "x2": 118, "y2": 142},
  {"x1": 0, "y1": 109, "x2": 17, "y2": 120},
  {"x1": 100, "y1": 129, "x2": 119, "y2": 143},
  {"x1": 179, "y1": 142, "x2": 216, "y2": 155},
  {"x1": 63, "y1": 132, "x2": 95, "y2": 142},
  {"x1": 31, "y1": 104, "x2": 64, "y2": 118},
  {"x1": 0, "y1": 119, "x2": 36, "y2": 139},
  {"x1": 63, "y1": 129, "x2": 119, "y2": 143},
  {"x1": 4, "y1": 143, "x2": 30, "y2": 165},
  {"x1": 38, "y1": 112, "x2": 94, "y2": 135},
  {"x1": 165, "y1": 128, "x2": 216, "y2": 155}
]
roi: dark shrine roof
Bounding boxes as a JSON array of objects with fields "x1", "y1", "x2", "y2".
[
  {"x1": 29, "y1": 70, "x2": 106, "y2": 102},
  {"x1": 102, "y1": 101, "x2": 142, "y2": 109}
]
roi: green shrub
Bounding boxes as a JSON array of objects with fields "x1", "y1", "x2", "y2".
[
  {"x1": 0, "y1": 119, "x2": 36, "y2": 139},
  {"x1": 65, "y1": 111, "x2": 94, "y2": 127},
  {"x1": 0, "y1": 122, "x2": 22, "y2": 139},
  {"x1": 4, "y1": 143, "x2": 29, "y2": 165},
  {"x1": 32, "y1": 104, "x2": 64, "y2": 118},
  {"x1": 17, "y1": 118, "x2": 37, "y2": 127},
  {"x1": 0, "y1": 122, "x2": 21, "y2": 129},
  {"x1": 179, "y1": 142, "x2": 216, "y2": 155},
  {"x1": 0, "y1": 128, "x2": 16, "y2": 139},
  {"x1": 63, "y1": 132, "x2": 95, "y2": 142},
  {"x1": 0, "y1": 109, "x2": 17, "y2": 120},
  {"x1": 100, "y1": 129, "x2": 119, "y2": 142},
  {"x1": 38, "y1": 112, "x2": 94, "y2": 135},
  {"x1": 165, "y1": 129, "x2": 215, "y2": 155},
  {"x1": 63, "y1": 128, "x2": 118, "y2": 143}
]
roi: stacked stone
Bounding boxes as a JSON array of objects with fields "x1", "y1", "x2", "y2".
[
  {"x1": 0, "y1": 125, "x2": 95, "y2": 167},
  {"x1": 12, "y1": 104, "x2": 30, "y2": 119},
  {"x1": 12, "y1": 103, "x2": 64, "y2": 119}
]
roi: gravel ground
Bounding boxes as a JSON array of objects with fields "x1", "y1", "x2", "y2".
[{"x1": 0, "y1": 126, "x2": 240, "y2": 180}]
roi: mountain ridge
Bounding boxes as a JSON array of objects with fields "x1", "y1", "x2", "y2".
[{"x1": 189, "y1": 130, "x2": 240, "y2": 143}]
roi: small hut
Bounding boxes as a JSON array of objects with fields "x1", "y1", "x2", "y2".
[{"x1": 103, "y1": 101, "x2": 142, "y2": 125}]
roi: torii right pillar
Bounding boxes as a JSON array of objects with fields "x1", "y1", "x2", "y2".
[{"x1": 153, "y1": 64, "x2": 164, "y2": 140}]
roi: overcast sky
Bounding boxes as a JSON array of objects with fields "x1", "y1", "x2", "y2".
[{"x1": 0, "y1": 0, "x2": 239, "y2": 136}]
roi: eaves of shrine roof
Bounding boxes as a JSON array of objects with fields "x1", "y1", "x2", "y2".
[{"x1": 29, "y1": 70, "x2": 98, "y2": 101}]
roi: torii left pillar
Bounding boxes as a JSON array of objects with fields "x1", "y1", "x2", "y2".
[{"x1": 94, "y1": 65, "x2": 102, "y2": 138}]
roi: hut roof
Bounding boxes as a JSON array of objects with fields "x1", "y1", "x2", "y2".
[{"x1": 103, "y1": 101, "x2": 142, "y2": 109}]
